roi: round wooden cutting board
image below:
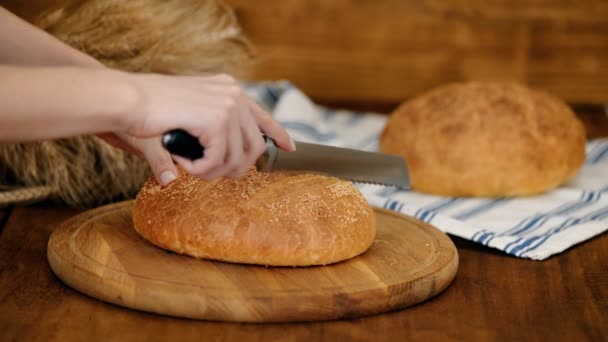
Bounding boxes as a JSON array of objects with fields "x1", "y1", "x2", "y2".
[{"x1": 47, "y1": 201, "x2": 458, "y2": 322}]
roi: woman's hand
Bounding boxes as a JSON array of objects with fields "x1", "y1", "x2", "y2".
[
  {"x1": 0, "y1": 8, "x2": 294, "y2": 185},
  {"x1": 0, "y1": 65, "x2": 292, "y2": 185},
  {"x1": 112, "y1": 73, "x2": 295, "y2": 185},
  {"x1": 97, "y1": 132, "x2": 180, "y2": 185}
]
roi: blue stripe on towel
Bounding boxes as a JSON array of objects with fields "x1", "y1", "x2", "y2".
[
  {"x1": 488, "y1": 191, "x2": 601, "y2": 247},
  {"x1": 587, "y1": 141, "x2": 608, "y2": 164},
  {"x1": 426, "y1": 212, "x2": 437, "y2": 223},
  {"x1": 389, "y1": 200, "x2": 400, "y2": 211},
  {"x1": 503, "y1": 237, "x2": 523, "y2": 252},
  {"x1": 585, "y1": 140, "x2": 604, "y2": 163},
  {"x1": 519, "y1": 206, "x2": 608, "y2": 256},
  {"x1": 591, "y1": 145, "x2": 608, "y2": 163},
  {"x1": 499, "y1": 215, "x2": 548, "y2": 237},
  {"x1": 264, "y1": 85, "x2": 280, "y2": 107},
  {"x1": 453, "y1": 198, "x2": 507, "y2": 220},
  {"x1": 384, "y1": 199, "x2": 404, "y2": 211},
  {"x1": 422, "y1": 198, "x2": 463, "y2": 213},
  {"x1": 478, "y1": 232, "x2": 495, "y2": 245},
  {"x1": 496, "y1": 191, "x2": 600, "y2": 239},
  {"x1": 548, "y1": 191, "x2": 601, "y2": 216},
  {"x1": 415, "y1": 209, "x2": 428, "y2": 221},
  {"x1": 415, "y1": 209, "x2": 437, "y2": 223},
  {"x1": 471, "y1": 230, "x2": 485, "y2": 241},
  {"x1": 510, "y1": 205, "x2": 608, "y2": 256}
]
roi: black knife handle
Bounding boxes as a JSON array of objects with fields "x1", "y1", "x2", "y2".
[
  {"x1": 162, "y1": 130, "x2": 278, "y2": 168},
  {"x1": 162, "y1": 129, "x2": 204, "y2": 160}
]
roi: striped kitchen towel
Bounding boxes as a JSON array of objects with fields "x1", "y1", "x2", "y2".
[{"x1": 244, "y1": 81, "x2": 608, "y2": 260}]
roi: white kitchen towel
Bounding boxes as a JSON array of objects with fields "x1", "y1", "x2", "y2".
[{"x1": 245, "y1": 81, "x2": 608, "y2": 260}]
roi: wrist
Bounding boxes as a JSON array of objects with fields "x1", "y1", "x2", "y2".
[
  {"x1": 94, "y1": 69, "x2": 143, "y2": 133},
  {"x1": 0, "y1": 66, "x2": 144, "y2": 142}
]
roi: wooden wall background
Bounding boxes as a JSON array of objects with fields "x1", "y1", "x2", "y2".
[
  {"x1": 224, "y1": 0, "x2": 608, "y2": 137},
  {"x1": 225, "y1": 0, "x2": 608, "y2": 108},
  {"x1": 223, "y1": 0, "x2": 608, "y2": 108}
]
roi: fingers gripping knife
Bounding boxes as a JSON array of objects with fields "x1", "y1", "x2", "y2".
[{"x1": 162, "y1": 129, "x2": 410, "y2": 188}]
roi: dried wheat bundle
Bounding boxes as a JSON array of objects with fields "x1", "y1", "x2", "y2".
[
  {"x1": 0, "y1": 137, "x2": 149, "y2": 207},
  {"x1": 35, "y1": 0, "x2": 253, "y2": 75}
]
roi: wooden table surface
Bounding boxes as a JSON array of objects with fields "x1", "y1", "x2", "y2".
[{"x1": 0, "y1": 205, "x2": 606, "y2": 341}]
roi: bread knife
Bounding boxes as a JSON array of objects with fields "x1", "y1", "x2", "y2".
[{"x1": 161, "y1": 129, "x2": 410, "y2": 188}]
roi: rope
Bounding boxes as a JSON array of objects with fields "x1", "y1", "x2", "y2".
[{"x1": 0, "y1": 185, "x2": 56, "y2": 208}]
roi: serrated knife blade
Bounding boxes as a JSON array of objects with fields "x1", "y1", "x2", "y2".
[
  {"x1": 162, "y1": 129, "x2": 410, "y2": 188},
  {"x1": 256, "y1": 139, "x2": 409, "y2": 187}
]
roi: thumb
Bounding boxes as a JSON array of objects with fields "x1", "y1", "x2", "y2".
[{"x1": 141, "y1": 141, "x2": 179, "y2": 186}]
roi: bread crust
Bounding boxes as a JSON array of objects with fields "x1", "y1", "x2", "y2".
[
  {"x1": 133, "y1": 170, "x2": 376, "y2": 266},
  {"x1": 380, "y1": 82, "x2": 586, "y2": 196}
]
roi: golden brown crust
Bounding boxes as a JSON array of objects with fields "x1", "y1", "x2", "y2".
[
  {"x1": 380, "y1": 82, "x2": 586, "y2": 196},
  {"x1": 133, "y1": 170, "x2": 376, "y2": 266}
]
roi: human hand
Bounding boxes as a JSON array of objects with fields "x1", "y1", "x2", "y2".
[
  {"x1": 97, "y1": 132, "x2": 180, "y2": 185},
  {"x1": 114, "y1": 73, "x2": 294, "y2": 184}
]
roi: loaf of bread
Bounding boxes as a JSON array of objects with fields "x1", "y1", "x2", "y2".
[
  {"x1": 133, "y1": 169, "x2": 376, "y2": 266},
  {"x1": 380, "y1": 82, "x2": 586, "y2": 197}
]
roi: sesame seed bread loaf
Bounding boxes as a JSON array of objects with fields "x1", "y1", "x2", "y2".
[
  {"x1": 380, "y1": 82, "x2": 586, "y2": 197},
  {"x1": 132, "y1": 169, "x2": 376, "y2": 266}
]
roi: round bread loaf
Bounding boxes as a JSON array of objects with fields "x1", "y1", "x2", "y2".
[
  {"x1": 380, "y1": 82, "x2": 586, "y2": 196},
  {"x1": 133, "y1": 169, "x2": 376, "y2": 266}
]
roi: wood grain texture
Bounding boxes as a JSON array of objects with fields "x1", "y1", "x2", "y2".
[
  {"x1": 0, "y1": 207, "x2": 608, "y2": 342},
  {"x1": 47, "y1": 201, "x2": 458, "y2": 322},
  {"x1": 225, "y1": 0, "x2": 608, "y2": 105},
  {"x1": 1, "y1": 205, "x2": 607, "y2": 341}
]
